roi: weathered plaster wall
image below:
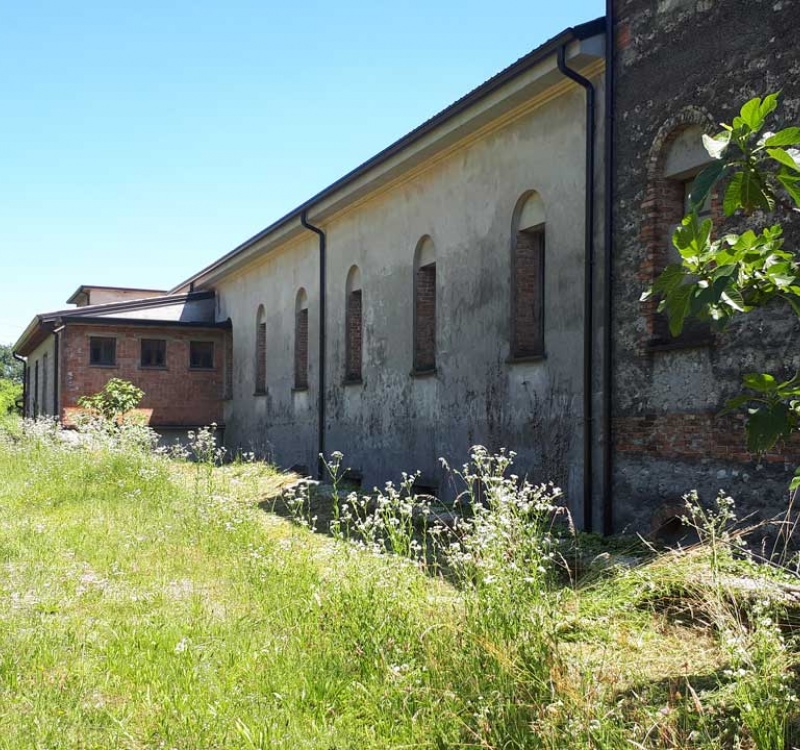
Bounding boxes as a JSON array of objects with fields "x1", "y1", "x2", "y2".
[
  {"x1": 60, "y1": 324, "x2": 226, "y2": 427},
  {"x1": 218, "y1": 75, "x2": 607, "y2": 517},
  {"x1": 611, "y1": 0, "x2": 800, "y2": 530},
  {"x1": 26, "y1": 337, "x2": 57, "y2": 417}
]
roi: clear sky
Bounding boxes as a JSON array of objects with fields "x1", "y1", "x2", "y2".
[{"x1": 1, "y1": 0, "x2": 603, "y2": 346}]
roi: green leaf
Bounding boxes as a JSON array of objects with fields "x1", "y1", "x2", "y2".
[
  {"x1": 725, "y1": 170, "x2": 775, "y2": 215},
  {"x1": 778, "y1": 173, "x2": 800, "y2": 207},
  {"x1": 740, "y1": 93, "x2": 780, "y2": 133},
  {"x1": 720, "y1": 288, "x2": 746, "y2": 312},
  {"x1": 768, "y1": 147, "x2": 800, "y2": 172},
  {"x1": 702, "y1": 131, "x2": 731, "y2": 159},
  {"x1": 790, "y1": 467, "x2": 800, "y2": 491},
  {"x1": 688, "y1": 161, "x2": 726, "y2": 209},
  {"x1": 720, "y1": 394, "x2": 751, "y2": 416},
  {"x1": 652, "y1": 264, "x2": 685, "y2": 295},
  {"x1": 665, "y1": 285, "x2": 693, "y2": 337},
  {"x1": 745, "y1": 401, "x2": 791, "y2": 454},
  {"x1": 765, "y1": 127, "x2": 800, "y2": 147},
  {"x1": 743, "y1": 372, "x2": 777, "y2": 393},
  {"x1": 724, "y1": 173, "x2": 744, "y2": 215}
]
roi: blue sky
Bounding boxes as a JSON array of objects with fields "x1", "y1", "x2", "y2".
[{"x1": 1, "y1": 0, "x2": 603, "y2": 345}]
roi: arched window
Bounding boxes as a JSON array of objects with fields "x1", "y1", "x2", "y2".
[
  {"x1": 255, "y1": 305, "x2": 266, "y2": 394},
  {"x1": 643, "y1": 114, "x2": 716, "y2": 346},
  {"x1": 511, "y1": 191, "x2": 546, "y2": 359},
  {"x1": 345, "y1": 265, "x2": 363, "y2": 382},
  {"x1": 413, "y1": 237, "x2": 436, "y2": 373},
  {"x1": 294, "y1": 289, "x2": 309, "y2": 389}
]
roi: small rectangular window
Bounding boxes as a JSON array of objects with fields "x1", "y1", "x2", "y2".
[
  {"x1": 189, "y1": 341, "x2": 214, "y2": 369},
  {"x1": 140, "y1": 338, "x2": 167, "y2": 368},
  {"x1": 89, "y1": 336, "x2": 116, "y2": 366}
]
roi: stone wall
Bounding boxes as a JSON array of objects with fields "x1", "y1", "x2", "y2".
[{"x1": 611, "y1": 0, "x2": 800, "y2": 530}]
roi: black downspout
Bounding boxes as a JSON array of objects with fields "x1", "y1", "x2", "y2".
[
  {"x1": 300, "y1": 210, "x2": 327, "y2": 479},
  {"x1": 557, "y1": 43, "x2": 596, "y2": 533},
  {"x1": 13, "y1": 353, "x2": 27, "y2": 418},
  {"x1": 603, "y1": 1, "x2": 615, "y2": 536},
  {"x1": 53, "y1": 327, "x2": 61, "y2": 419}
]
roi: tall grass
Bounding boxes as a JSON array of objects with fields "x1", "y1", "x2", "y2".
[{"x1": 0, "y1": 417, "x2": 798, "y2": 748}]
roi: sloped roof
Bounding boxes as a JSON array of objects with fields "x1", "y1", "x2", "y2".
[{"x1": 13, "y1": 291, "x2": 223, "y2": 356}]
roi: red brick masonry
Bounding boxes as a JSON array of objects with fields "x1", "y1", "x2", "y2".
[
  {"x1": 615, "y1": 412, "x2": 800, "y2": 464},
  {"x1": 60, "y1": 323, "x2": 226, "y2": 427}
]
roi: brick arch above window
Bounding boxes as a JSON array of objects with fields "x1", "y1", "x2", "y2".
[{"x1": 645, "y1": 105, "x2": 716, "y2": 180}]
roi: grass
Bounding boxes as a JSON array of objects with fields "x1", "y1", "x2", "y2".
[{"x1": 0, "y1": 420, "x2": 798, "y2": 748}]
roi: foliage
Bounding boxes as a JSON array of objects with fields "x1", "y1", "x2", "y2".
[
  {"x1": 1, "y1": 423, "x2": 799, "y2": 748},
  {"x1": 0, "y1": 343, "x2": 23, "y2": 383},
  {"x1": 77, "y1": 377, "x2": 144, "y2": 423},
  {"x1": 0, "y1": 377, "x2": 22, "y2": 415},
  {"x1": 644, "y1": 93, "x2": 800, "y2": 462}
]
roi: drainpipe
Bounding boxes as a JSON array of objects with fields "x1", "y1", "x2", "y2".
[
  {"x1": 602, "y1": 0, "x2": 615, "y2": 536},
  {"x1": 557, "y1": 43, "x2": 596, "y2": 532},
  {"x1": 13, "y1": 353, "x2": 27, "y2": 418},
  {"x1": 53, "y1": 325, "x2": 63, "y2": 420},
  {"x1": 300, "y1": 210, "x2": 327, "y2": 479}
]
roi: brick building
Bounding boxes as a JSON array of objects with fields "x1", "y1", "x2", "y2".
[
  {"x1": 13, "y1": 1, "x2": 800, "y2": 532},
  {"x1": 14, "y1": 287, "x2": 229, "y2": 440}
]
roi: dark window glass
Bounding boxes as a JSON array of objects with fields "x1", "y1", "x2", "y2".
[
  {"x1": 189, "y1": 341, "x2": 214, "y2": 369},
  {"x1": 141, "y1": 339, "x2": 167, "y2": 368},
  {"x1": 89, "y1": 337, "x2": 116, "y2": 366}
]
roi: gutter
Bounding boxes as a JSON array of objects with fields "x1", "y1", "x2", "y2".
[
  {"x1": 557, "y1": 44, "x2": 596, "y2": 533},
  {"x1": 300, "y1": 211, "x2": 327, "y2": 479},
  {"x1": 602, "y1": 0, "x2": 615, "y2": 535},
  {"x1": 12, "y1": 353, "x2": 27, "y2": 418}
]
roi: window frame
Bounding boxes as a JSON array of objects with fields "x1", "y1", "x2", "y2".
[
  {"x1": 188, "y1": 340, "x2": 215, "y2": 370},
  {"x1": 140, "y1": 338, "x2": 167, "y2": 369},
  {"x1": 89, "y1": 336, "x2": 117, "y2": 367}
]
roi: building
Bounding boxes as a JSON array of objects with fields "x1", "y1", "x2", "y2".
[
  {"x1": 14, "y1": 1, "x2": 800, "y2": 532},
  {"x1": 14, "y1": 287, "x2": 229, "y2": 441}
]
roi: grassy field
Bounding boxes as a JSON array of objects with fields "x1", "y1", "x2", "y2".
[{"x1": 0, "y1": 418, "x2": 799, "y2": 748}]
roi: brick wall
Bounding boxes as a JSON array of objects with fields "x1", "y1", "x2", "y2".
[
  {"x1": 60, "y1": 323, "x2": 225, "y2": 426},
  {"x1": 345, "y1": 289, "x2": 362, "y2": 381},
  {"x1": 294, "y1": 308, "x2": 309, "y2": 388},
  {"x1": 255, "y1": 321, "x2": 266, "y2": 394},
  {"x1": 414, "y1": 263, "x2": 436, "y2": 372},
  {"x1": 616, "y1": 413, "x2": 800, "y2": 465},
  {"x1": 512, "y1": 227, "x2": 544, "y2": 357}
]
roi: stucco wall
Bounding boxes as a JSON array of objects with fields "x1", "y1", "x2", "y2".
[
  {"x1": 217, "y1": 76, "x2": 607, "y2": 517},
  {"x1": 611, "y1": 0, "x2": 800, "y2": 530},
  {"x1": 26, "y1": 337, "x2": 57, "y2": 417}
]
